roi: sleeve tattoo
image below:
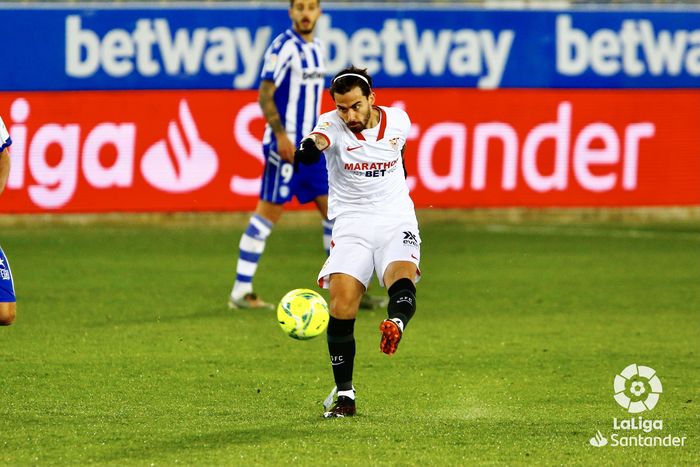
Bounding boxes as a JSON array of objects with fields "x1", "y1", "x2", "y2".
[{"x1": 258, "y1": 80, "x2": 286, "y2": 136}]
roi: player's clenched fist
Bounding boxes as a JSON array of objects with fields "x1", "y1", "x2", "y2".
[{"x1": 294, "y1": 138, "x2": 322, "y2": 165}]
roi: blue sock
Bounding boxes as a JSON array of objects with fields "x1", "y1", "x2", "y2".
[{"x1": 232, "y1": 214, "x2": 273, "y2": 299}]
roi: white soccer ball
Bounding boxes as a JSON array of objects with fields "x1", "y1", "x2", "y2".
[{"x1": 277, "y1": 288, "x2": 330, "y2": 340}]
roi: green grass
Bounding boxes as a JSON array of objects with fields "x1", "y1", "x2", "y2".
[{"x1": 1, "y1": 212, "x2": 698, "y2": 466}]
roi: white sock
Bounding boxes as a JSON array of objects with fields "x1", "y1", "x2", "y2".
[
  {"x1": 390, "y1": 317, "x2": 405, "y2": 333},
  {"x1": 338, "y1": 388, "x2": 355, "y2": 400},
  {"x1": 232, "y1": 282, "x2": 253, "y2": 300}
]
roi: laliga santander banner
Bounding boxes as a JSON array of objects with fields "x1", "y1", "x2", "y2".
[{"x1": 0, "y1": 89, "x2": 698, "y2": 213}]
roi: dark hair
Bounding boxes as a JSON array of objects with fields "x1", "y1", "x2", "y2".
[
  {"x1": 290, "y1": 0, "x2": 320, "y2": 7},
  {"x1": 329, "y1": 66, "x2": 372, "y2": 99}
]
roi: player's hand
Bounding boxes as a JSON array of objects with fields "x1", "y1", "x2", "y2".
[
  {"x1": 294, "y1": 138, "x2": 322, "y2": 165},
  {"x1": 275, "y1": 133, "x2": 295, "y2": 163}
]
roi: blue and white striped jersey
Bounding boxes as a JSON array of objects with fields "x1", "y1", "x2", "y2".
[
  {"x1": 0, "y1": 116, "x2": 11, "y2": 152},
  {"x1": 260, "y1": 28, "x2": 325, "y2": 147}
]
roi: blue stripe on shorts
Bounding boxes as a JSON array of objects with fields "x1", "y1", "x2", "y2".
[
  {"x1": 0, "y1": 246, "x2": 16, "y2": 302},
  {"x1": 259, "y1": 142, "x2": 329, "y2": 205}
]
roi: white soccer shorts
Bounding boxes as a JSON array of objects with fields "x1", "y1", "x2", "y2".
[{"x1": 317, "y1": 213, "x2": 421, "y2": 289}]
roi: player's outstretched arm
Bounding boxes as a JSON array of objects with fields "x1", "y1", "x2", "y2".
[
  {"x1": 0, "y1": 148, "x2": 10, "y2": 196},
  {"x1": 294, "y1": 134, "x2": 328, "y2": 165}
]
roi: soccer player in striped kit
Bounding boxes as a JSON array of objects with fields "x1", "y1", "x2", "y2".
[
  {"x1": 295, "y1": 67, "x2": 422, "y2": 417},
  {"x1": 0, "y1": 115, "x2": 17, "y2": 325},
  {"x1": 228, "y1": 0, "x2": 330, "y2": 309}
]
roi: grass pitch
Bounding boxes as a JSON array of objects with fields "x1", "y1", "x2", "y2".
[{"x1": 1, "y1": 211, "x2": 698, "y2": 466}]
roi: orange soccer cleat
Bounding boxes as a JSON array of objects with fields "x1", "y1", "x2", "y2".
[{"x1": 379, "y1": 318, "x2": 404, "y2": 356}]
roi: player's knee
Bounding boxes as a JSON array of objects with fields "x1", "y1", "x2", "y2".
[
  {"x1": 330, "y1": 291, "x2": 360, "y2": 319},
  {"x1": 255, "y1": 201, "x2": 284, "y2": 224},
  {"x1": 384, "y1": 262, "x2": 419, "y2": 289},
  {"x1": 0, "y1": 302, "x2": 16, "y2": 326}
]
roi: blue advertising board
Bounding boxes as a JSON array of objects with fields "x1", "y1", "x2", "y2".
[{"x1": 3, "y1": 4, "x2": 699, "y2": 90}]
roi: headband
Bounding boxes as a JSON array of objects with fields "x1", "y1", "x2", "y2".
[{"x1": 332, "y1": 73, "x2": 370, "y2": 87}]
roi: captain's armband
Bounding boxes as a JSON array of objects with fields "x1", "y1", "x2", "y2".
[{"x1": 294, "y1": 137, "x2": 322, "y2": 165}]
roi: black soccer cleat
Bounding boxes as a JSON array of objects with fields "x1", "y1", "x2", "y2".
[{"x1": 323, "y1": 396, "x2": 356, "y2": 418}]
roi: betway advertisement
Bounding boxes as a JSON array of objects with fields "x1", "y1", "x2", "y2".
[
  {"x1": 2, "y1": 6, "x2": 699, "y2": 90},
  {"x1": 0, "y1": 89, "x2": 697, "y2": 213}
]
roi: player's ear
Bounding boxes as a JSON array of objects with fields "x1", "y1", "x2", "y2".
[{"x1": 368, "y1": 92, "x2": 376, "y2": 106}]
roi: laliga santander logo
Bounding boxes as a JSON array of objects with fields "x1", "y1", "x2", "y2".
[
  {"x1": 141, "y1": 99, "x2": 218, "y2": 192},
  {"x1": 613, "y1": 364, "x2": 663, "y2": 413},
  {"x1": 589, "y1": 364, "x2": 687, "y2": 448}
]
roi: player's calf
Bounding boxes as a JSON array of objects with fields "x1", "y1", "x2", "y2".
[
  {"x1": 386, "y1": 278, "x2": 416, "y2": 327},
  {"x1": 0, "y1": 302, "x2": 16, "y2": 326},
  {"x1": 327, "y1": 316, "x2": 356, "y2": 392}
]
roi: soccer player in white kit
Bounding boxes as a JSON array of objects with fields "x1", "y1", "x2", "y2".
[
  {"x1": 294, "y1": 67, "x2": 421, "y2": 418},
  {"x1": 0, "y1": 115, "x2": 17, "y2": 325}
]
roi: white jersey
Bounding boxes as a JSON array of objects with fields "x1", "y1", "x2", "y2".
[
  {"x1": 310, "y1": 106, "x2": 415, "y2": 220},
  {"x1": 0, "y1": 116, "x2": 10, "y2": 151}
]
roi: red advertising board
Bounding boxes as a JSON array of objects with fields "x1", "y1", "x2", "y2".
[{"x1": 0, "y1": 89, "x2": 698, "y2": 213}]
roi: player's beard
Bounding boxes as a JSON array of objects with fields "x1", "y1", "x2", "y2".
[
  {"x1": 294, "y1": 17, "x2": 316, "y2": 35},
  {"x1": 347, "y1": 109, "x2": 371, "y2": 133}
]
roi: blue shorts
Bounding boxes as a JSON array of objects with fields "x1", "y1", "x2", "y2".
[
  {"x1": 260, "y1": 141, "x2": 329, "y2": 205},
  {"x1": 0, "y1": 245, "x2": 16, "y2": 302}
]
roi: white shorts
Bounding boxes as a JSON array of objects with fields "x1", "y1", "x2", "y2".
[{"x1": 317, "y1": 213, "x2": 421, "y2": 289}]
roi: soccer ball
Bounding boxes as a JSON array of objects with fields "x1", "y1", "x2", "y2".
[{"x1": 277, "y1": 288, "x2": 330, "y2": 340}]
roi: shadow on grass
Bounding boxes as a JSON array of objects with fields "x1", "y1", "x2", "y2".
[
  {"x1": 95, "y1": 422, "x2": 331, "y2": 464},
  {"x1": 94, "y1": 414, "x2": 699, "y2": 466}
]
